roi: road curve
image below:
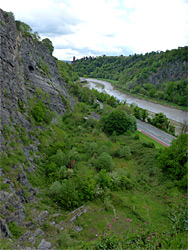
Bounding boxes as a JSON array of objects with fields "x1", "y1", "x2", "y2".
[{"x1": 137, "y1": 120, "x2": 176, "y2": 147}]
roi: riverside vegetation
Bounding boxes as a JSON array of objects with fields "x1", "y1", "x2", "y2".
[
  {"x1": 73, "y1": 47, "x2": 188, "y2": 109},
  {"x1": 0, "y1": 10, "x2": 187, "y2": 249}
]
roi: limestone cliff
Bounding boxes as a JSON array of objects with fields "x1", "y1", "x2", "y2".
[
  {"x1": 0, "y1": 9, "x2": 72, "y2": 128},
  {"x1": 0, "y1": 9, "x2": 73, "y2": 249}
]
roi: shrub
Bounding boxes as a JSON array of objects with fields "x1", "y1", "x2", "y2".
[
  {"x1": 95, "y1": 152, "x2": 113, "y2": 172},
  {"x1": 86, "y1": 142, "x2": 98, "y2": 157},
  {"x1": 57, "y1": 231, "x2": 72, "y2": 248},
  {"x1": 84, "y1": 117, "x2": 98, "y2": 128},
  {"x1": 18, "y1": 99, "x2": 25, "y2": 112},
  {"x1": 96, "y1": 169, "x2": 111, "y2": 189},
  {"x1": 119, "y1": 146, "x2": 131, "y2": 160},
  {"x1": 50, "y1": 149, "x2": 69, "y2": 168},
  {"x1": 42, "y1": 38, "x2": 54, "y2": 55},
  {"x1": 31, "y1": 101, "x2": 53, "y2": 124},
  {"x1": 142, "y1": 142, "x2": 155, "y2": 148},
  {"x1": 77, "y1": 177, "x2": 95, "y2": 202},
  {"x1": 120, "y1": 175, "x2": 134, "y2": 190},
  {"x1": 8, "y1": 222, "x2": 22, "y2": 238},
  {"x1": 134, "y1": 134, "x2": 139, "y2": 139},
  {"x1": 49, "y1": 180, "x2": 80, "y2": 210},
  {"x1": 31, "y1": 101, "x2": 46, "y2": 122},
  {"x1": 38, "y1": 58, "x2": 50, "y2": 75},
  {"x1": 98, "y1": 145, "x2": 110, "y2": 155}
]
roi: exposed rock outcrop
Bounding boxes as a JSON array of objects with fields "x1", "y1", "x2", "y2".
[
  {"x1": 0, "y1": 9, "x2": 73, "y2": 129},
  {"x1": 0, "y1": 9, "x2": 74, "y2": 249}
]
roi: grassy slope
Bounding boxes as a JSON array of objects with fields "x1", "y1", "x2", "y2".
[
  {"x1": 25, "y1": 114, "x2": 178, "y2": 248},
  {"x1": 1, "y1": 100, "x2": 184, "y2": 249},
  {"x1": 0, "y1": 72, "x2": 184, "y2": 249},
  {"x1": 135, "y1": 131, "x2": 165, "y2": 149}
]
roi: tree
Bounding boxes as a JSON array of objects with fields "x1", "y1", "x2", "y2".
[
  {"x1": 102, "y1": 109, "x2": 137, "y2": 135},
  {"x1": 141, "y1": 109, "x2": 148, "y2": 122},
  {"x1": 6, "y1": 11, "x2": 15, "y2": 19},
  {"x1": 133, "y1": 106, "x2": 141, "y2": 119},
  {"x1": 107, "y1": 96, "x2": 119, "y2": 107},
  {"x1": 16, "y1": 21, "x2": 32, "y2": 37},
  {"x1": 157, "y1": 134, "x2": 188, "y2": 186},
  {"x1": 180, "y1": 120, "x2": 188, "y2": 134},
  {"x1": 42, "y1": 38, "x2": 54, "y2": 55},
  {"x1": 152, "y1": 113, "x2": 169, "y2": 131}
]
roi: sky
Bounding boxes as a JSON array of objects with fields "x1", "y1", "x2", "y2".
[{"x1": 1, "y1": 0, "x2": 188, "y2": 60}]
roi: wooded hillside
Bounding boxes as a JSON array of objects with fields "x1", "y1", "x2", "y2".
[{"x1": 73, "y1": 47, "x2": 188, "y2": 106}]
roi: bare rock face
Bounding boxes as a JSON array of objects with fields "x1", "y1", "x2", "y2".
[
  {"x1": 38, "y1": 239, "x2": 52, "y2": 250},
  {"x1": 0, "y1": 217, "x2": 12, "y2": 238},
  {"x1": 0, "y1": 9, "x2": 73, "y2": 129},
  {"x1": 0, "y1": 9, "x2": 74, "y2": 249}
]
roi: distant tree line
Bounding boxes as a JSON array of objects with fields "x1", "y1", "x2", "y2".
[{"x1": 73, "y1": 47, "x2": 188, "y2": 106}]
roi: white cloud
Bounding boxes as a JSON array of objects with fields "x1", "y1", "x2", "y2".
[
  {"x1": 1, "y1": 0, "x2": 188, "y2": 60},
  {"x1": 120, "y1": 0, "x2": 188, "y2": 53}
]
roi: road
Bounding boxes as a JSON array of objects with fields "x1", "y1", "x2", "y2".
[
  {"x1": 137, "y1": 120, "x2": 176, "y2": 147},
  {"x1": 84, "y1": 78, "x2": 188, "y2": 124},
  {"x1": 82, "y1": 78, "x2": 177, "y2": 147}
]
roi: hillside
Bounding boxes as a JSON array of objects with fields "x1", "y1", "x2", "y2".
[
  {"x1": 73, "y1": 47, "x2": 188, "y2": 107},
  {"x1": 0, "y1": 9, "x2": 187, "y2": 250}
]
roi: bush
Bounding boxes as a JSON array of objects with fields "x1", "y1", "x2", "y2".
[
  {"x1": 142, "y1": 142, "x2": 155, "y2": 148},
  {"x1": 84, "y1": 117, "x2": 98, "y2": 128},
  {"x1": 86, "y1": 142, "x2": 98, "y2": 157},
  {"x1": 119, "y1": 146, "x2": 132, "y2": 160},
  {"x1": 96, "y1": 169, "x2": 111, "y2": 189},
  {"x1": 134, "y1": 134, "x2": 139, "y2": 139},
  {"x1": 120, "y1": 175, "x2": 134, "y2": 190},
  {"x1": 57, "y1": 231, "x2": 72, "y2": 248},
  {"x1": 32, "y1": 101, "x2": 46, "y2": 122},
  {"x1": 42, "y1": 38, "x2": 54, "y2": 55},
  {"x1": 95, "y1": 152, "x2": 113, "y2": 172},
  {"x1": 49, "y1": 180, "x2": 80, "y2": 210},
  {"x1": 8, "y1": 222, "x2": 22, "y2": 238},
  {"x1": 38, "y1": 58, "x2": 50, "y2": 75},
  {"x1": 31, "y1": 101, "x2": 53, "y2": 124},
  {"x1": 50, "y1": 149, "x2": 69, "y2": 168}
]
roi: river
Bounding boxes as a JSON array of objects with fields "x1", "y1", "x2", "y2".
[{"x1": 82, "y1": 78, "x2": 188, "y2": 134}]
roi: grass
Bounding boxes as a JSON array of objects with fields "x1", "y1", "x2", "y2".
[
  {"x1": 1, "y1": 95, "x2": 184, "y2": 249},
  {"x1": 31, "y1": 118, "x2": 170, "y2": 243},
  {"x1": 134, "y1": 131, "x2": 165, "y2": 149},
  {"x1": 61, "y1": 186, "x2": 170, "y2": 245}
]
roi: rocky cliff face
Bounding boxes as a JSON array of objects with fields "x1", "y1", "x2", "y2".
[
  {"x1": 0, "y1": 9, "x2": 72, "y2": 128},
  {"x1": 0, "y1": 9, "x2": 73, "y2": 249}
]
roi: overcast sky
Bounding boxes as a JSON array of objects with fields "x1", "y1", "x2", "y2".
[{"x1": 1, "y1": 0, "x2": 188, "y2": 60}]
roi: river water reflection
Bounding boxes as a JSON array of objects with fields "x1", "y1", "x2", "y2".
[{"x1": 83, "y1": 78, "x2": 187, "y2": 125}]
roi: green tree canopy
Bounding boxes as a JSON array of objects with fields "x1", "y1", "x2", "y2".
[
  {"x1": 102, "y1": 109, "x2": 137, "y2": 135},
  {"x1": 157, "y1": 134, "x2": 188, "y2": 187},
  {"x1": 42, "y1": 38, "x2": 54, "y2": 55},
  {"x1": 16, "y1": 21, "x2": 32, "y2": 36}
]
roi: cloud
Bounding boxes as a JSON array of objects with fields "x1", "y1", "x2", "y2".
[
  {"x1": 1, "y1": 0, "x2": 81, "y2": 36},
  {"x1": 1, "y1": 0, "x2": 188, "y2": 60},
  {"x1": 120, "y1": 0, "x2": 188, "y2": 53}
]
